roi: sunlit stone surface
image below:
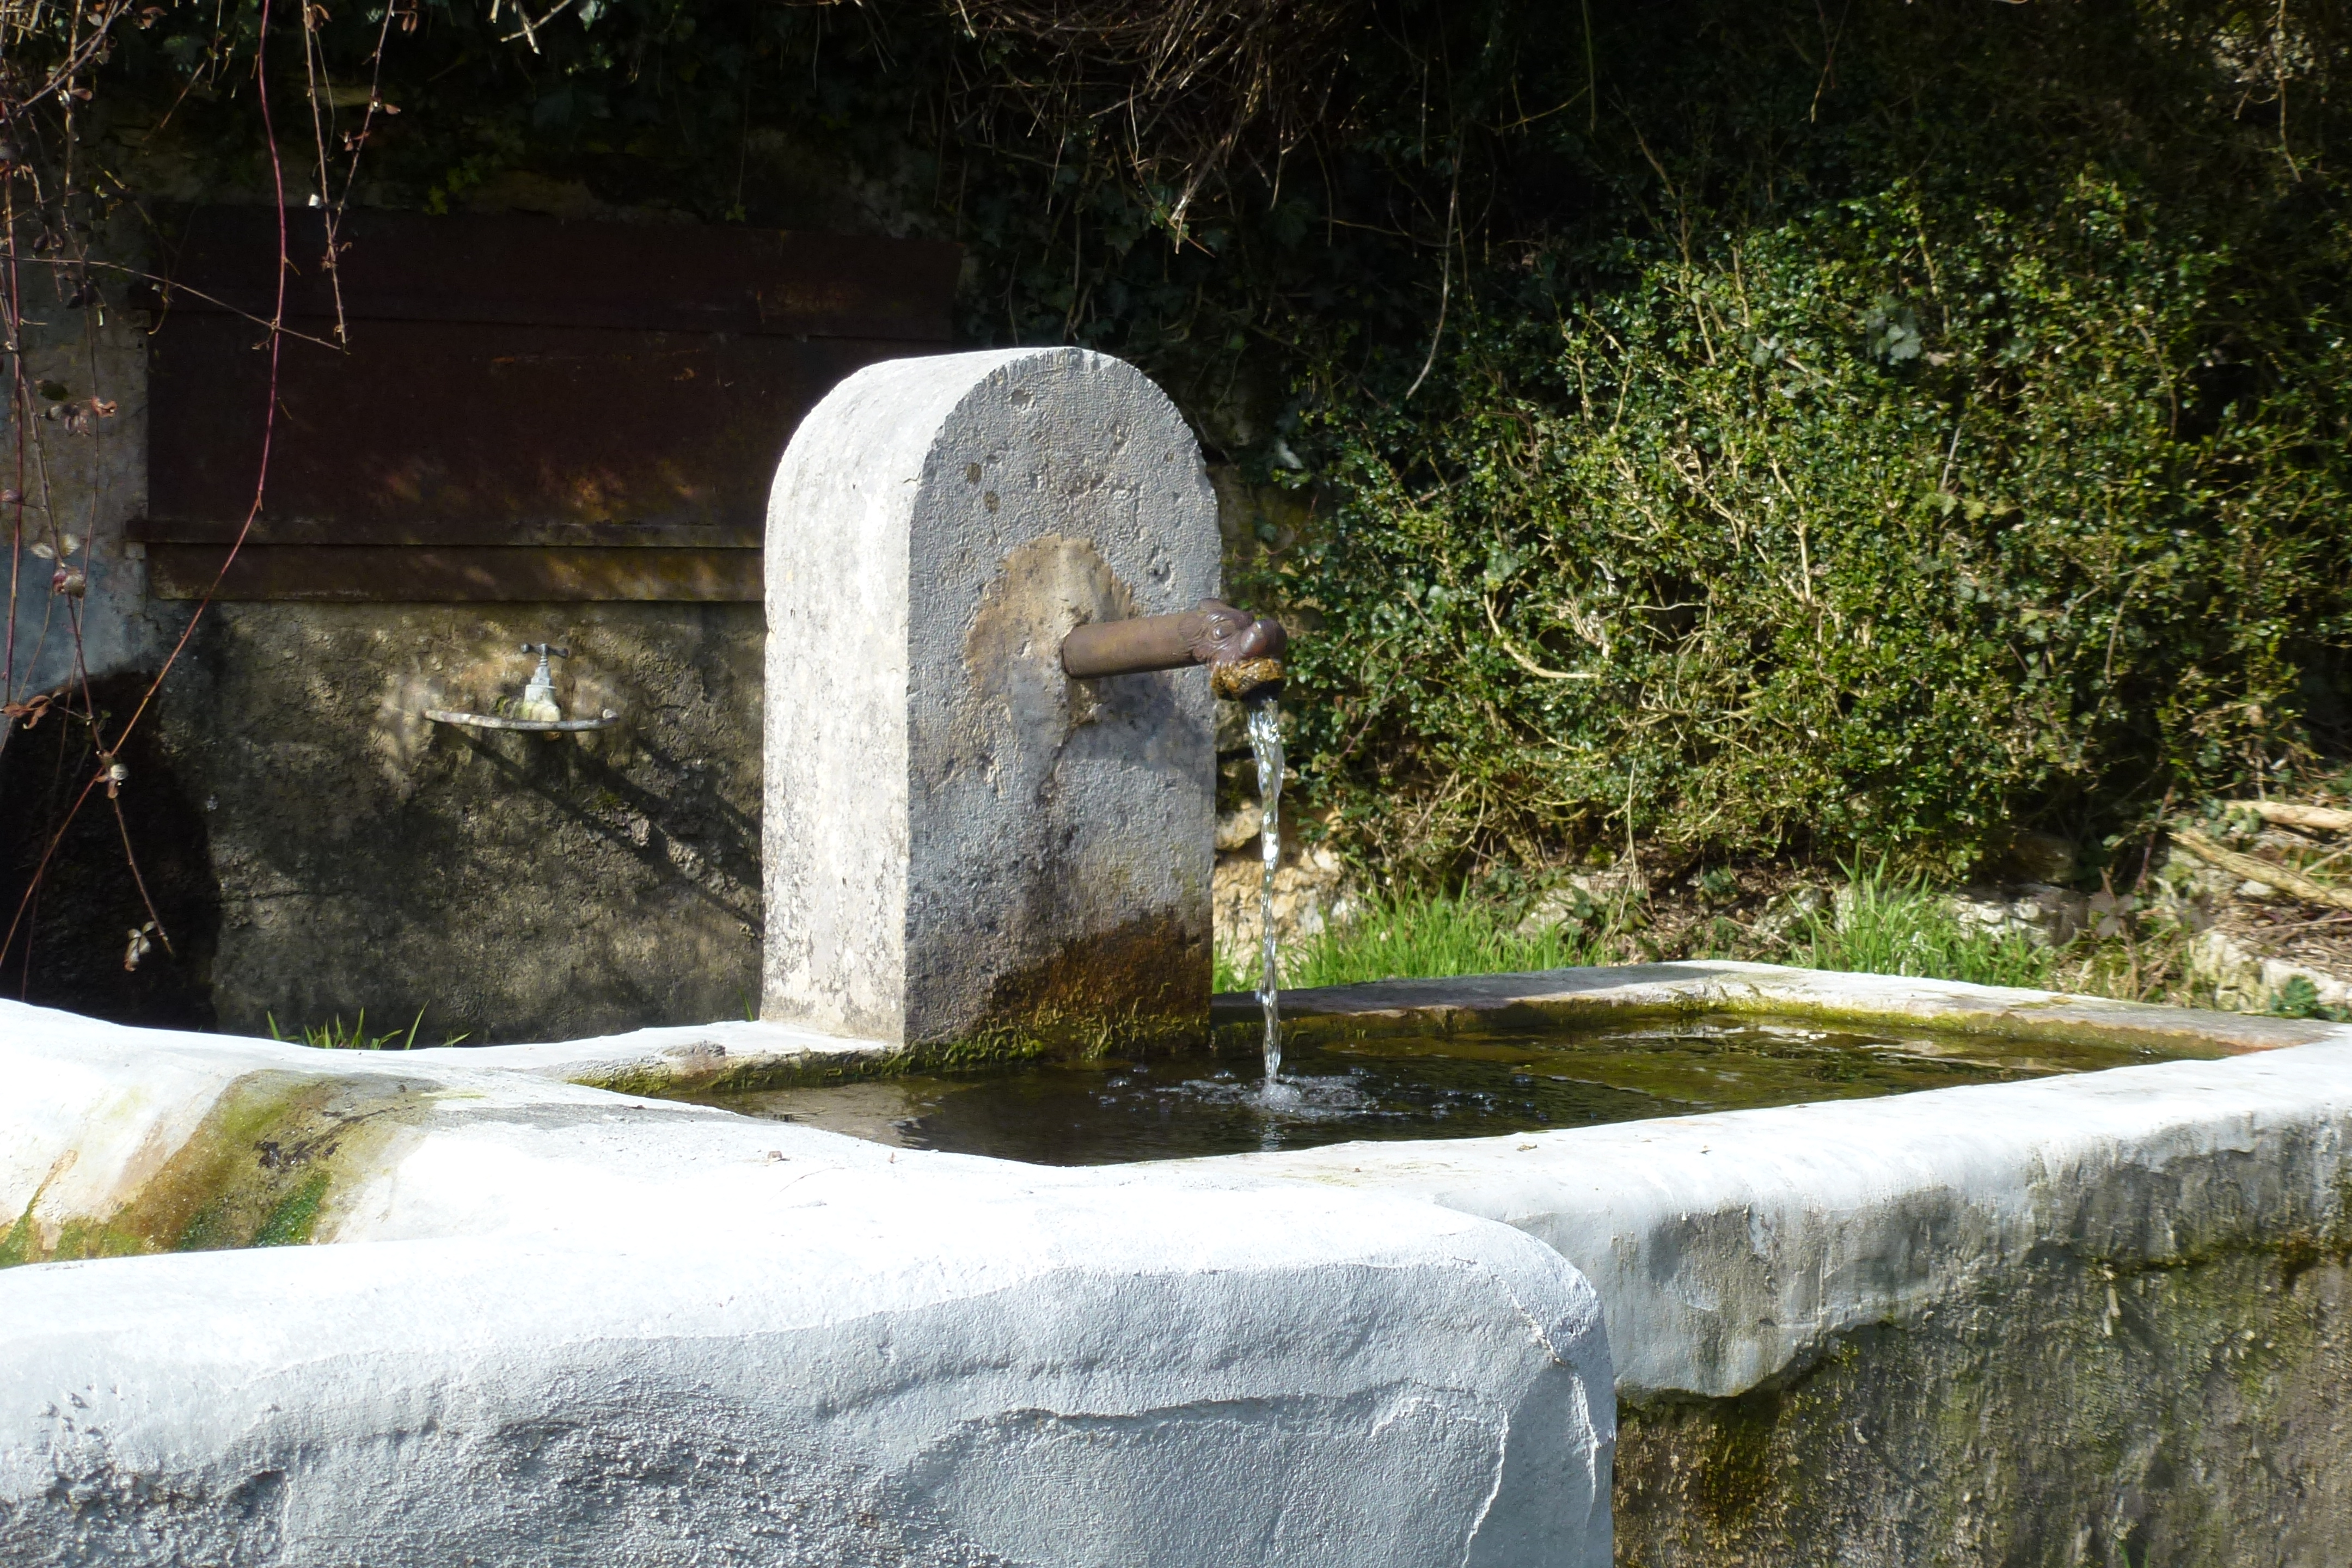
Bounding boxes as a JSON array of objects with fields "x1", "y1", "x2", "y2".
[
  {"x1": 762, "y1": 347, "x2": 1221, "y2": 1049},
  {"x1": 0, "y1": 1000, "x2": 1612, "y2": 1567},
  {"x1": 12, "y1": 962, "x2": 2352, "y2": 1564}
]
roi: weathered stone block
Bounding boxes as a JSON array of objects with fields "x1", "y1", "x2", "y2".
[
  {"x1": 763, "y1": 347, "x2": 1220, "y2": 1048},
  {"x1": 0, "y1": 998, "x2": 1614, "y2": 1568}
]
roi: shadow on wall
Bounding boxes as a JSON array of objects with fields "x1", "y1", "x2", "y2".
[
  {"x1": 0, "y1": 671, "x2": 222, "y2": 1029},
  {"x1": 151, "y1": 602, "x2": 764, "y2": 1044},
  {"x1": 427, "y1": 723, "x2": 761, "y2": 933}
]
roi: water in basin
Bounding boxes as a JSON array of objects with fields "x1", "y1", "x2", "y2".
[{"x1": 683, "y1": 1012, "x2": 2221, "y2": 1166}]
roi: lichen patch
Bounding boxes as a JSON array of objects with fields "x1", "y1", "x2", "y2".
[{"x1": 0, "y1": 1070, "x2": 427, "y2": 1267}]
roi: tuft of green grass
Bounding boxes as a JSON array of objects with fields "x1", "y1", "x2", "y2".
[
  {"x1": 1790, "y1": 865, "x2": 2057, "y2": 990},
  {"x1": 1217, "y1": 865, "x2": 2086, "y2": 997},
  {"x1": 1221, "y1": 891, "x2": 1622, "y2": 992},
  {"x1": 267, "y1": 1007, "x2": 469, "y2": 1050}
]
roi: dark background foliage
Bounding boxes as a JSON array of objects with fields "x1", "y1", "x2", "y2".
[{"x1": 89, "y1": 0, "x2": 2352, "y2": 884}]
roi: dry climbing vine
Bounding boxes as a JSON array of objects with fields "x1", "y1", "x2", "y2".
[
  {"x1": 0, "y1": 0, "x2": 401, "y2": 997},
  {"x1": 944, "y1": 0, "x2": 1355, "y2": 237}
]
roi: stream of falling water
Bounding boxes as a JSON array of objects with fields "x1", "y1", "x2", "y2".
[{"x1": 1246, "y1": 696, "x2": 1285, "y2": 1083}]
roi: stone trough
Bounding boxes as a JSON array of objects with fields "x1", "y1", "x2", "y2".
[
  {"x1": 7, "y1": 966, "x2": 2352, "y2": 1564},
  {"x1": 0, "y1": 995, "x2": 1610, "y2": 1566}
]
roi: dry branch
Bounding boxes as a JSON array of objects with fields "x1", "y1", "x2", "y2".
[
  {"x1": 1483, "y1": 595, "x2": 1597, "y2": 680},
  {"x1": 2170, "y1": 826, "x2": 2352, "y2": 912},
  {"x1": 2220, "y1": 800, "x2": 2352, "y2": 835},
  {"x1": 948, "y1": 0, "x2": 1353, "y2": 233}
]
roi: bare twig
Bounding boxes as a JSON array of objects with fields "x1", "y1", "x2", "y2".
[
  {"x1": 111, "y1": 791, "x2": 171, "y2": 955},
  {"x1": 1404, "y1": 171, "x2": 1457, "y2": 402},
  {"x1": 1483, "y1": 595, "x2": 1598, "y2": 681},
  {"x1": 494, "y1": 0, "x2": 579, "y2": 52},
  {"x1": 2171, "y1": 826, "x2": 2352, "y2": 912},
  {"x1": 948, "y1": 0, "x2": 1352, "y2": 239},
  {"x1": 2221, "y1": 799, "x2": 2352, "y2": 835}
]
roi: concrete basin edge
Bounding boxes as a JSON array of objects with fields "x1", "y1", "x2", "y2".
[{"x1": 0, "y1": 998, "x2": 1613, "y2": 1568}]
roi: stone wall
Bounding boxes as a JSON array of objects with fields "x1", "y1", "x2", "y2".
[
  {"x1": 152, "y1": 601, "x2": 763, "y2": 1042},
  {"x1": 1612, "y1": 1243, "x2": 2351, "y2": 1565},
  {"x1": 5, "y1": 582, "x2": 768, "y2": 1045},
  {"x1": 0, "y1": 246, "x2": 192, "y2": 1022},
  {"x1": 0, "y1": 259, "x2": 154, "y2": 701},
  {"x1": 0, "y1": 205, "x2": 871, "y2": 1043},
  {"x1": 3, "y1": 316, "x2": 1282, "y2": 1044}
]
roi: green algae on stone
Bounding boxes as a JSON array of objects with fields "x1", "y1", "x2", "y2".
[
  {"x1": 0, "y1": 1198, "x2": 36, "y2": 1269},
  {"x1": 571, "y1": 1006, "x2": 1208, "y2": 1101},
  {"x1": 1236, "y1": 970, "x2": 2324, "y2": 1061},
  {"x1": 1613, "y1": 1242, "x2": 2352, "y2": 1565},
  {"x1": 2, "y1": 1070, "x2": 422, "y2": 1268},
  {"x1": 252, "y1": 1170, "x2": 334, "y2": 1248}
]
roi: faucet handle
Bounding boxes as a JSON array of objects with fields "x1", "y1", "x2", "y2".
[
  {"x1": 1187, "y1": 600, "x2": 1287, "y2": 664},
  {"x1": 520, "y1": 642, "x2": 571, "y2": 660}
]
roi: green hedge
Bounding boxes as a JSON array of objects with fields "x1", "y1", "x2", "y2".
[{"x1": 1273, "y1": 174, "x2": 2352, "y2": 877}]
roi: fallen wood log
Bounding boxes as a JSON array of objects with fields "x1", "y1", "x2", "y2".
[
  {"x1": 2171, "y1": 826, "x2": 2352, "y2": 912},
  {"x1": 2219, "y1": 800, "x2": 2352, "y2": 835}
]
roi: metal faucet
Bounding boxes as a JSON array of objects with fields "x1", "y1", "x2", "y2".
[
  {"x1": 1060, "y1": 599, "x2": 1288, "y2": 703},
  {"x1": 517, "y1": 643, "x2": 568, "y2": 723}
]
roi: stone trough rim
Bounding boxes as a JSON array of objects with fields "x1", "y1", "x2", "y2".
[
  {"x1": 1206, "y1": 957, "x2": 2341, "y2": 1055},
  {"x1": 383, "y1": 959, "x2": 2345, "y2": 1104}
]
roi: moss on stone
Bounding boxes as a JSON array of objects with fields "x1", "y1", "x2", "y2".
[
  {"x1": 1614, "y1": 1239, "x2": 2352, "y2": 1565},
  {"x1": 1, "y1": 1070, "x2": 422, "y2": 1269},
  {"x1": 573, "y1": 1055, "x2": 898, "y2": 1099},
  {"x1": 1235, "y1": 981, "x2": 2301, "y2": 1063},
  {"x1": 0, "y1": 1198, "x2": 35, "y2": 1269},
  {"x1": 574, "y1": 1004, "x2": 1224, "y2": 1101},
  {"x1": 253, "y1": 1171, "x2": 333, "y2": 1247},
  {"x1": 1689, "y1": 1386, "x2": 1790, "y2": 1536}
]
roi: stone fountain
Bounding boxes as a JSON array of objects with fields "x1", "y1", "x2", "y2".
[
  {"x1": 4, "y1": 348, "x2": 2352, "y2": 1567},
  {"x1": 762, "y1": 346, "x2": 1279, "y2": 1054}
]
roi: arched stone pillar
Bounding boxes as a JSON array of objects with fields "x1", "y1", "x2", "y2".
[{"x1": 763, "y1": 347, "x2": 1221, "y2": 1049}]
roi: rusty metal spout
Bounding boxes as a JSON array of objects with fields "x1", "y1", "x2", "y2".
[{"x1": 1061, "y1": 598, "x2": 1288, "y2": 702}]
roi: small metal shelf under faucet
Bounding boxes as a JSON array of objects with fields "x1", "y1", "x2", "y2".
[{"x1": 425, "y1": 643, "x2": 621, "y2": 733}]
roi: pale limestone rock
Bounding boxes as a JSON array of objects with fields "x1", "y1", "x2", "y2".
[
  {"x1": 2190, "y1": 926, "x2": 2352, "y2": 1011},
  {"x1": 1515, "y1": 872, "x2": 1648, "y2": 939},
  {"x1": 763, "y1": 348, "x2": 1221, "y2": 1046},
  {"x1": 1213, "y1": 840, "x2": 1357, "y2": 961},
  {"x1": 1945, "y1": 881, "x2": 2091, "y2": 945},
  {"x1": 1215, "y1": 799, "x2": 1265, "y2": 852}
]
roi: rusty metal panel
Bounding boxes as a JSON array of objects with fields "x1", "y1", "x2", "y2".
[
  {"x1": 146, "y1": 544, "x2": 760, "y2": 602},
  {"x1": 153, "y1": 207, "x2": 961, "y2": 340},
  {"x1": 140, "y1": 209, "x2": 959, "y2": 601},
  {"x1": 146, "y1": 318, "x2": 891, "y2": 539}
]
